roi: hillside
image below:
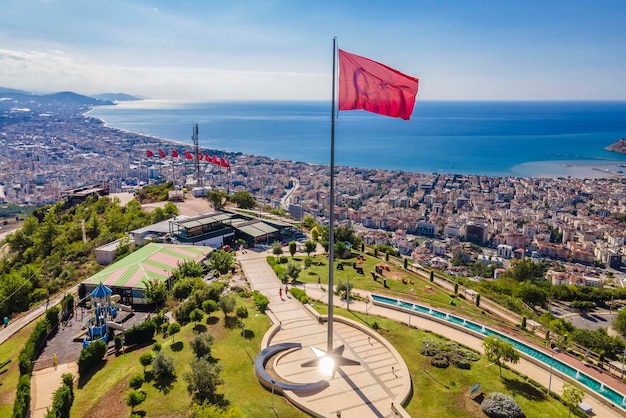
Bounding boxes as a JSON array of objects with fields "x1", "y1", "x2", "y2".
[{"x1": 605, "y1": 138, "x2": 626, "y2": 154}]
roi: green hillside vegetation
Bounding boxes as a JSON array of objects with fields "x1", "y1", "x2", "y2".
[{"x1": 0, "y1": 195, "x2": 178, "y2": 318}]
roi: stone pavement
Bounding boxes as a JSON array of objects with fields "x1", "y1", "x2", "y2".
[
  {"x1": 30, "y1": 361, "x2": 79, "y2": 418},
  {"x1": 239, "y1": 248, "x2": 626, "y2": 418},
  {"x1": 239, "y1": 250, "x2": 412, "y2": 417}
]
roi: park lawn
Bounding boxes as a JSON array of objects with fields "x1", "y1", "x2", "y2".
[
  {"x1": 292, "y1": 253, "x2": 501, "y2": 326},
  {"x1": 313, "y1": 305, "x2": 572, "y2": 418},
  {"x1": 72, "y1": 296, "x2": 307, "y2": 418},
  {"x1": 0, "y1": 320, "x2": 38, "y2": 416}
]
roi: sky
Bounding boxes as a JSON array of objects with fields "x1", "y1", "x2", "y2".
[{"x1": 1, "y1": 0, "x2": 626, "y2": 101}]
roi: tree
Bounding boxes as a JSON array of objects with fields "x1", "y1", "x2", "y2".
[
  {"x1": 272, "y1": 241, "x2": 283, "y2": 257},
  {"x1": 152, "y1": 351, "x2": 176, "y2": 380},
  {"x1": 236, "y1": 306, "x2": 248, "y2": 322},
  {"x1": 229, "y1": 191, "x2": 256, "y2": 209},
  {"x1": 206, "y1": 190, "x2": 228, "y2": 209},
  {"x1": 562, "y1": 383, "x2": 585, "y2": 418},
  {"x1": 163, "y1": 201, "x2": 179, "y2": 218},
  {"x1": 189, "y1": 404, "x2": 245, "y2": 418},
  {"x1": 429, "y1": 270, "x2": 434, "y2": 282},
  {"x1": 218, "y1": 294, "x2": 236, "y2": 318},
  {"x1": 126, "y1": 389, "x2": 146, "y2": 412},
  {"x1": 311, "y1": 227, "x2": 320, "y2": 241},
  {"x1": 482, "y1": 335, "x2": 520, "y2": 377},
  {"x1": 304, "y1": 240, "x2": 317, "y2": 256},
  {"x1": 285, "y1": 263, "x2": 301, "y2": 283},
  {"x1": 208, "y1": 250, "x2": 234, "y2": 275},
  {"x1": 190, "y1": 332, "x2": 215, "y2": 358},
  {"x1": 289, "y1": 241, "x2": 297, "y2": 258},
  {"x1": 302, "y1": 215, "x2": 316, "y2": 230},
  {"x1": 143, "y1": 279, "x2": 167, "y2": 310},
  {"x1": 614, "y1": 310, "x2": 626, "y2": 337},
  {"x1": 171, "y1": 260, "x2": 205, "y2": 283},
  {"x1": 168, "y1": 322, "x2": 181, "y2": 342},
  {"x1": 139, "y1": 352, "x2": 154, "y2": 372},
  {"x1": 189, "y1": 308, "x2": 204, "y2": 324},
  {"x1": 202, "y1": 299, "x2": 218, "y2": 315},
  {"x1": 184, "y1": 356, "x2": 224, "y2": 403}
]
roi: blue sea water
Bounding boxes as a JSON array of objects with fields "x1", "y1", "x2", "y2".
[{"x1": 87, "y1": 100, "x2": 626, "y2": 178}]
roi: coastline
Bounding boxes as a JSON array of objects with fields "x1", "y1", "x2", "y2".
[{"x1": 86, "y1": 102, "x2": 626, "y2": 180}]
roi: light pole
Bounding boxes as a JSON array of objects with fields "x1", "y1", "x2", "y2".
[
  {"x1": 271, "y1": 379, "x2": 275, "y2": 410},
  {"x1": 365, "y1": 299, "x2": 369, "y2": 324},
  {"x1": 408, "y1": 288, "x2": 414, "y2": 328},
  {"x1": 548, "y1": 347, "x2": 560, "y2": 395},
  {"x1": 621, "y1": 345, "x2": 626, "y2": 379}
]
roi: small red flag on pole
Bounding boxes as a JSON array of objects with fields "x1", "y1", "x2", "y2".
[
  {"x1": 338, "y1": 49, "x2": 419, "y2": 120},
  {"x1": 159, "y1": 149, "x2": 166, "y2": 158},
  {"x1": 146, "y1": 150, "x2": 154, "y2": 157},
  {"x1": 172, "y1": 150, "x2": 179, "y2": 158},
  {"x1": 184, "y1": 151, "x2": 193, "y2": 160}
]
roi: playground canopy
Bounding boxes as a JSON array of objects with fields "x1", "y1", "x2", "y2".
[{"x1": 90, "y1": 282, "x2": 112, "y2": 299}]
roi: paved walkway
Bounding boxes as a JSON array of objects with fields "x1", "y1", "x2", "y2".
[
  {"x1": 239, "y1": 249, "x2": 626, "y2": 418},
  {"x1": 239, "y1": 250, "x2": 411, "y2": 417},
  {"x1": 30, "y1": 362, "x2": 78, "y2": 418}
]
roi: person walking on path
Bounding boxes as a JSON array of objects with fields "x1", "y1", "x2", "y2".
[
  {"x1": 317, "y1": 276, "x2": 321, "y2": 286},
  {"x1": 279, "y1": 288, "x2": 282, "y2": 299}
]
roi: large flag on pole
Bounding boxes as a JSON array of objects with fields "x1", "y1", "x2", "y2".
[
  {"x1": 338, "y1": 49, "x2": 419, "y2": 120},
  {"x1": 159, "y1": 149, "x2": 166, "y2": 158},
  {"x1": 146, "y1": 150, "x2": 154, "y2": 158}
]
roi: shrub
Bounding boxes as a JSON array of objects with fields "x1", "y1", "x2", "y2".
[
  {"x1": 202, "y1": 299, "x2": 218, "y2": 315},
  {"x1": 419, "y1": 344, "x2": 439, "y2": 357},
  {"x1": 129, "y1": 373, "x2": 144, "y2": 390},
  {"x1": 48, "y1": 383, "x2": 73, "y2": 418},
  {"x1": 139, "y1": 352, "x2": 153, "y2": 372},
  {"x1": 123, "y1": 320, "x2": 156, "y2": 347},
  {"x1": 290, "y1": 288, "x2": 309, "y2": 304},
  {"x1": 279, "y1": 256, "x2": 288, "y2": 264},
  {"x1": 449, "y1": 354, "x2": 471, "y2": 369},
  {"x1": 431, "y1": 354, "x2": 449, "y2": 368},
  {"x1": 152, "y1": 342, "x2": 162, "y2": 352},
  {"x1": 252, "y1": 291, "x2": 269, "y2": 313},
  {"x1": 114, "y1": 335, "x2": 123, "y2": 352},
  {"x1": 77, "y1": 340, "x2": 107, "y2": 376},
  {"x1": 126, "y1": 389, "x2": 146, "y2": 411},
  {"x1": 46, "y1": 306, "x2": 60, "y2": 330},
  {"x1": 481, "y1": 392, "x2": 525, "y2": 418},
  {"x1": 19, "y1": 318, "x2": 49, "y2": 375},
  {"x1": 12, "y1": 374, "x2": 31, "y2": 418},
  {"x1": 459, "y1": 349, "x2": 481, "y2": 362}
]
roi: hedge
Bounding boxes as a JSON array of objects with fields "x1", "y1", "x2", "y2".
[
  {"x1": 77, "y1": 340, "x2": 107, "y2": 376},
  {"x1": 123, "y1": 320, "x2": 157, "y2": 346},
  {"x1": 12, "y1": 374, "x2": 30, "y2": 418}
]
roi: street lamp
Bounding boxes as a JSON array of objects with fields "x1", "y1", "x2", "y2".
[
  {"x1": 365, "y1": 299, "x2": 370, "y2": 323},
  {"x1": 271, "y1": 379, "x2": 275, "y2": 410},
  {"x1": 621, "y1": 345, "x2": 626, "y2": 379},
  {"x1": 548, "y1": 347, "x2": 561, "y2": 395},
  {"x1": 408, "y1": 288, "x2": 414, "y2": 328}
]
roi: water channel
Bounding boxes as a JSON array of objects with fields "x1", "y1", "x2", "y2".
[{"x1": 372, "y1": 294, "x2": 626, "y2": 410}]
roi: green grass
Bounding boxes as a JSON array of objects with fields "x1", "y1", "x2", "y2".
[
  {"x1": 0, "y1": 320, "x2": 38, "y2": 416},
  {"x1": 312, "y1": 304, "x2": 574, "y2": 418},
  {"x1": 293, "y1": 254, "x2": 499, "y2": 325},
  {"x1": 71, "y1": 296, "x2": 308, "y2": 417}
]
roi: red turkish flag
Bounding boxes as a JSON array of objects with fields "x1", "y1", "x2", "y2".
[
  {"x1": 198, "y1": 153, "x2": 204, "y2": 161},
  {"x1": 184, "y1": 151, "x2": 193, "y2": 160},
  {"x1": 338, "y1": 49, "x2": 419, "y2": 120},
  {"x1": 146, "y1": 150, "x2": 154, "y2": 157},
  {"x1": 220, "y1": 158, "x2": 230, "y2": 168},
  {"x1": 172, "y1": 150, "x2": 179, "y2": 158},
  {"x1": 159, "y1": 149, "x2": 166, "y2": 158},
  {"x1": 212, "y1": 156, "x2": 220, "y2": 165}
]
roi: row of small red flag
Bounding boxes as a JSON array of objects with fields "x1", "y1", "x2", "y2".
[{"x1": 146, "y1": 149, "x2": 230, "y2": 169}]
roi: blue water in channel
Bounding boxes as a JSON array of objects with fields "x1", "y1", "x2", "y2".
[{"x1": 372, "y1": 294, "x2": 626, "y2": 409}]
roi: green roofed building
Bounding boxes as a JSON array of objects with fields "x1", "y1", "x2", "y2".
[{"x1": 80, "y1": 243, "x2": 212, "y2": 305}]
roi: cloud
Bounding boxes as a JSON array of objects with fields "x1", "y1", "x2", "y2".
[{"x1": 0, "y1": 48, "x2": 328, "y2": 100}]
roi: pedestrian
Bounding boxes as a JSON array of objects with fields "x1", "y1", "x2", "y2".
[
  {"x1": 279, "y1": 288, "x2": 282, "y2": 298},
  {"x1": 285, "y1": 284, "x2": 289, "y2": 296},
  {"x1": 317, "y1": 276, "x2": 321, "y2": 286},
  {"x1": 53, "y1": 353, "x2": 58, "y2": 370}
]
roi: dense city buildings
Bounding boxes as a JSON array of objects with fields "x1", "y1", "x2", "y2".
[{"x1": 1, "y1": 93, "x2": 625, "y2": 278}]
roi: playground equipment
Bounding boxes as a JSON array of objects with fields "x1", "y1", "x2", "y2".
[{"x1": 82, "y1": 282, "x2": 129, "y2": 348}]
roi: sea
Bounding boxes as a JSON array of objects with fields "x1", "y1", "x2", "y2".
[{"x1": 87, "y1": 100, "x2": 626, "y2": 178}]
